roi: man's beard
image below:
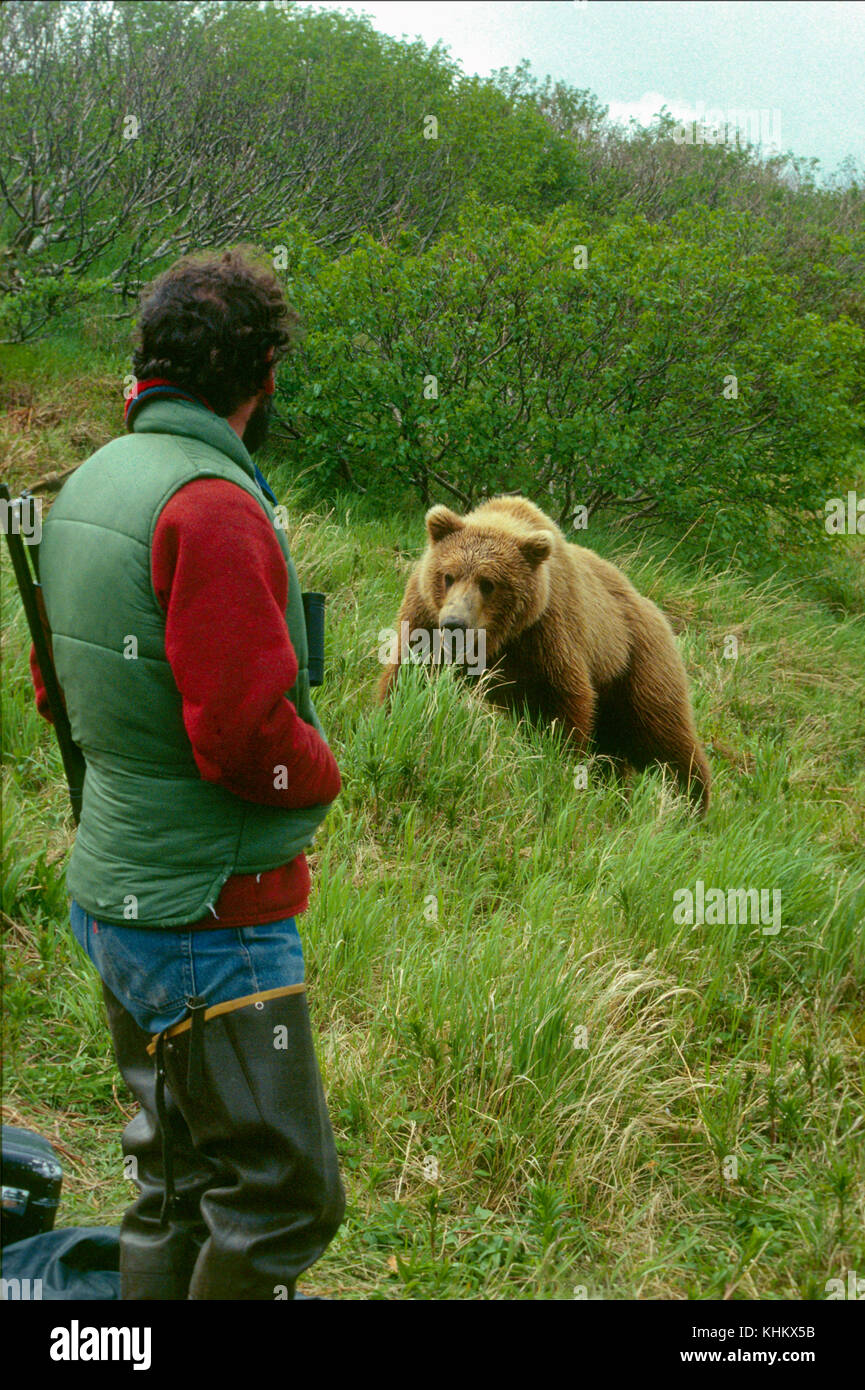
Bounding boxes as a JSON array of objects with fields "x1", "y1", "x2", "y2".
[{"x1": 243, "y1": 394, "x2": 273, "y2": 455}]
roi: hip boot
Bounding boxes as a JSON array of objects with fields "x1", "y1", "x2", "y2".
[
  {"x1": 154, "y1": 984, "x2": 345, "y2": 1300},
  {"x1": 101, "y1": 981, "x2": 222, "y2": 1300}
]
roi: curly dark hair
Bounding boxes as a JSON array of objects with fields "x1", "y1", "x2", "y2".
[{"x1": 131, "y1": 245, "x2": 303, "y2": 417}]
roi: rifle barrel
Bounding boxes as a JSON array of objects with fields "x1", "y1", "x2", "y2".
[{"x1": 1, "y1": 483, "x2": 86, "y2": 824}]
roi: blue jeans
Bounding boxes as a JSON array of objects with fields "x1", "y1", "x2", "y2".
[{"x1": 69, "y1": 899, "x2": 305, "y2": 1035}]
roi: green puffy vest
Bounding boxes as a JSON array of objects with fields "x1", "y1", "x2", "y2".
[{"x1": 38, "y1": 397, "x2": 333, "y2": 928}]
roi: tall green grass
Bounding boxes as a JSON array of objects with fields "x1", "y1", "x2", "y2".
[{"x1": 2, "y1": 348, "x2": 863, "y2": 1299}]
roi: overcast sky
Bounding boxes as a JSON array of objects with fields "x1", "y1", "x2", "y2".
[{"x1": 309, "y1": 0, "x2": 865, "y2": 179}]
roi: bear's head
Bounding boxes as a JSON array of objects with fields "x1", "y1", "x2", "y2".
[{"x1": 420, "y1": 504, "x2": 555, "y2": 659}]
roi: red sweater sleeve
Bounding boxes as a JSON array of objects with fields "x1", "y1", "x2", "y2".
[{"x1": 152, "y1": 478, "x2": 341, "y2": 808}]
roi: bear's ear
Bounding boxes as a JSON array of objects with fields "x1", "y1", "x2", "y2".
[
  {"x1": 426, "y1": 505, "x2": 465, "y2": 544},
  {"x1": 520, "y1": 530, "x2": 554, "y2": 567}
]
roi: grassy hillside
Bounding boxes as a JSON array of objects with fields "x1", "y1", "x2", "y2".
[{"x1": 2, "y1": 349, "x2": 863, "y2": 1299}]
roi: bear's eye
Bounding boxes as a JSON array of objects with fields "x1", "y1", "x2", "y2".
[
  {"x1": 478, "y1": 578, "x2": 494, "y2": 597},
  {"x1": 444, "y1": 574, "x2": 455, "y2": 590}
]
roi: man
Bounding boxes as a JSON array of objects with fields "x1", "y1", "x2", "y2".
[{"x1": 30, "y1": 247, "x2": 345, "y2": 1300}]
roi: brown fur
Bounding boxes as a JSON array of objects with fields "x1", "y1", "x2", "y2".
[{"x1": 378, "y1": 495, "x2": 711, "y2": 814}]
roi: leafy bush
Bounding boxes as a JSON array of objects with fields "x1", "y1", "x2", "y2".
[{"x1": 275, "y1": 197, "x2": 863, "y2": 549}]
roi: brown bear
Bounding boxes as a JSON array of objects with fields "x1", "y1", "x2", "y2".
[{"x1": 378, "y1": 495, "x2": 711, "y2": 814}]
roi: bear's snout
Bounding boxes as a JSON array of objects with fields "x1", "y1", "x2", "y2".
[{"x1": 439, "y1": 587, "x2": 482, "y2": 630}]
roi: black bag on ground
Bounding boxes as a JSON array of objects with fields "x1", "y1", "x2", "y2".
[{"x1": 1, "y1": 1125, "x2": 63, "y2": 1246}]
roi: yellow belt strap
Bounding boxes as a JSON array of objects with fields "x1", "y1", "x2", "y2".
[{"x1": 145, "y1": 982, "x2": 306, "y2": 1056}]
